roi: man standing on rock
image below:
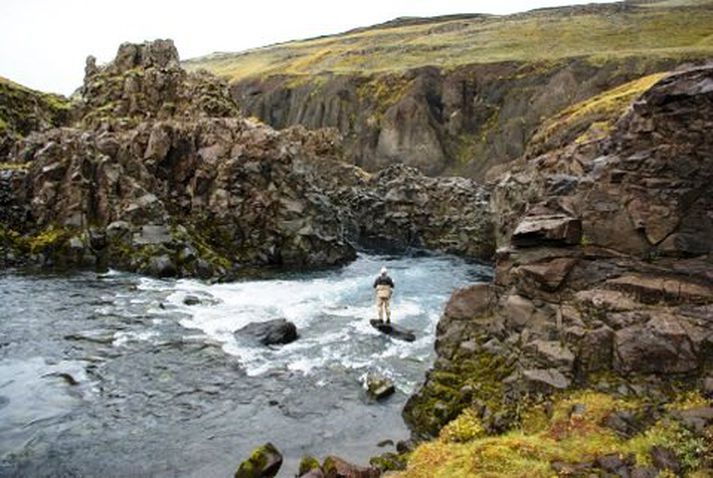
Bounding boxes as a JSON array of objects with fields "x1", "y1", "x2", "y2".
[{"x1": 373, "y1": 267, "x2": 395, "y2": 323}]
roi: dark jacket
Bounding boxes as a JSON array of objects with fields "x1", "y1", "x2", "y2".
[{"x1": 373, "y1": 275, "x2": 395, "y2": 289}]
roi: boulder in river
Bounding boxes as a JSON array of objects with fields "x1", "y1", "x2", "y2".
[
  {"x1": 234, "y1": 442, "x2": 282, "y2": 478},
  {"x1": 364, "y1": 372, "x2": 395, "y2": 401},
  {"x1": 236, "y1": 319, "x2": 298, "y2": 346}
]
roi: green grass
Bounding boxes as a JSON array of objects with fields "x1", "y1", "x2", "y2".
[
  {"x1": 0, "y1": 75, "x2": 71, "y2": 141},
  {"x1": 185, "y1": 0, "x2": 713, "y2": 82},
  {"x1": 528, "y1": 71, "x2": 669, "y2": 153},
  {"x1": 394, "y1": 390, "x2": 712, "y2": 478}
]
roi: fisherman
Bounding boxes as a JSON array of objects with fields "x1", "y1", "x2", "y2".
[{"x1": 373, "y1": 266, "x2": 395, "y2": 323}]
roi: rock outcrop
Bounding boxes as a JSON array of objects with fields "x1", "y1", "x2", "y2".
[
  {"x1": 404, "y1": 65, "x2": 713, "y2": 438},
  {"x1": 229, "y1": 58, "x2": 684, "y2": 179},
  {"x1": 0, "y1": 40, "x2": 495, "y2": 278}
]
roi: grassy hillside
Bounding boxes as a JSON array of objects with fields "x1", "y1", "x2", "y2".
[
  {"x1": 0, "y1": 75, "x2": 71, "y2": 156},
  {"x1": 185, "y1": 0, "x2": 713, "y2": 82}
]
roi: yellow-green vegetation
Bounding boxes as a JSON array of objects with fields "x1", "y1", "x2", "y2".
[
  {"x1": 529, "y1": 71, "x2": 668, "y2": 153},
  {"x1": 393, "y1": 390, "x2": 712, "y2": 478},
  {"x1": 0, "y1": 162, "x2": 29, "y2": 171},
  {"x1": 298, "y1": 455, "x2": 321, "y2": 476},
  {"x1": 185, "y1": 0, "x2": 713, "y2": 82},
  {"x1": 403, "y1": 349, "x2": 514, "y2": 437},
  {"x1": 356, "y1": 75, "x2": 413, "y2": 117},
  {"x1": 234, "y1": 443, "x2": 279, "y2": 478},
  {"x1": 0, "y1": 224, "x2": 72, "y2": 257},
  {"x1": 27, "y1": 226, "x2": 70, "y2": 254},
  {"x1": 440, "y1": 408, "x2": 486, "y2": 443},
  {"x1": 0, "y1": 75, "x2": 71, "y2": 143}
]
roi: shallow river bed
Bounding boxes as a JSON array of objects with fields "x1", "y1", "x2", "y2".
[{"x1": 0, "y1": 253, "x2": 491, "y2": 477}]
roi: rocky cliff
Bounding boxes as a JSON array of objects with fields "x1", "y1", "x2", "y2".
[
  {"x1": 186, "y1": 0, "x2": 713, "y2": 179},
  {"x1": 395, "y1": 65, "x2": 713, "y2": 477},
  {"x1": 229, "y1": 57, "x2": 683, "y2": 179},
  {"x1": 0, "y1": 40, "x2": 494, "y2": 278}
]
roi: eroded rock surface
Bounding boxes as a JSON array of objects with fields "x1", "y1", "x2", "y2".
[
  {"x1": 404, "y1": 65, "x2": 713, "y2": 438},
  {"x1": 0, "y1": 40, "x2": 494, "y2": 278}
]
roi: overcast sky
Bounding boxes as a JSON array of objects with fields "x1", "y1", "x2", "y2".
[{"x1": 0, "y1": 0, "x2": 618, "y2": 95}]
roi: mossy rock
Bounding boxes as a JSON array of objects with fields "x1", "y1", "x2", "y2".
[
  {"x1": 369, "y1": 452, "x2": 408, "y2": 471},
  {"x1": 403, "y1": 348, "x2": 514, "y2": 438},
  {"x1": 298, "y1": 455, "x2": 321, "y2": 475},
  {"x1": 234, "y1": 442, "x2": 283, "y2": 478},
  {"x1": 393, "y1": 389, "x2": 713, "y2": 478}
]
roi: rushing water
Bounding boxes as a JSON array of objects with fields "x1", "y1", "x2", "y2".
[{"x1": 0, "y1": 253, "x2": 491, "y2": 477}]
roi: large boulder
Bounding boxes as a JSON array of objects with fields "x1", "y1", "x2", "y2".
[
  {"x1": 236, "y1": 319, "x2": 298, "y2": 346},
  {"x1": 613, "y1": 314, "x2": 698, "y2": 374}
]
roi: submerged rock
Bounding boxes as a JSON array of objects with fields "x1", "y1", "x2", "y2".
[
  {"x1": 236, "y1": 319, "x2": 298, "y2": 346},
  {"x1": 234, "y1": 442, "x2": 282, "y2": 478}
]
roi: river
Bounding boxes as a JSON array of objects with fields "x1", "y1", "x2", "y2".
[{"x1": 0, "y1": 253, "x2": 491, "y2": 477}]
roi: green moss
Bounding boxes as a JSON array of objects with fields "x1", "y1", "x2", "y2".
[
  {"x1": 185, "y1": 2, "x2": 713, "y2": 82},
  {"x1": 529, "y1": 72, "x2": 667, "y2": 154},
  {"x1": 176, "y1": 222, "x2": 232, "y2": 271},
  {"x1": 403, "y1": 347, "x2": 514, "y2": 438},
  {"x1": 0, "y1": 76, "x2": 71, "y2": 145},
  {"x1": 356, "y1": 75, "x2": 413, "y2": 119},
  {"x1": 440, "y1": 408, "x2": 486, "y2": 443},
  {"x1": 395, "y1": 389, "x2": 713, "y2": 478},
  {"x1": 370, "y1": 452, "x2": 408, "y2": 471},
  {"x1": 234, "y1": 443, "x2": 279, "y2": 478},
  {"x1": 298, "y1": 455, "x2": 321, "y2": 475},
  {"x1": 27, "y1": 226, "x2": 71, "y2": 254}
]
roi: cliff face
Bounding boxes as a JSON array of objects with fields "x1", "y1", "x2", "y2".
[
  {"x1": 397, "y1": 65, "x2": 713, "y2": 476},
  {"x1": 230, "y1": 57, "x2": 680, "y2": 178},
  {"x1": 0, "y1": 41, "x2": 494, "y2": 278},
  {"x1": 187, "y1": 0, "x2": 713, "y2": 178}
]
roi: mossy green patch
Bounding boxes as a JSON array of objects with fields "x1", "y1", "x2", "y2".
[
  {"x1": 27, "y1": 226, "x2": 71, "y2": 254},
  {"x1": 0, "y1": 76, "x2": 71, "y2": 149},
  {"x1": 298, "y1": 455, "x2": 320, "y2": 475},
  {"x1": 356, "y1": 75, "x2": 413, "y2": 116},
  {"x1": 403, "y1": 348, "x2": 514, "y2": 438},
  {"x1": 370, "y1": 452, "x2": 409, "y2": 472},
  {"x1": 529, "y1": 71, "x2": 668, "y2": 154},
  {"x1": 395, "y1": 390, "x2": 713, "y2": 478},
  {"x1": 234, "y1": 443, "x2": 280, "y2": 478},
  {"x1": 440, "y1": 408, "x2": 486, "y2": 443}
]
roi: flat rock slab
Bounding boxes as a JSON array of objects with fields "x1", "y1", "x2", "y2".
[{"x1": 370, "y1": 319, "x2": 416, "y2": 342}]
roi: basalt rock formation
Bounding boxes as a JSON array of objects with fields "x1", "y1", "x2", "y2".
[
  {"x1": 400, "y1": 65, "x2": 713, "y2": 474},
  {"x1": 0, "y1": 40, "x2": 494, "y2": 278}
]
